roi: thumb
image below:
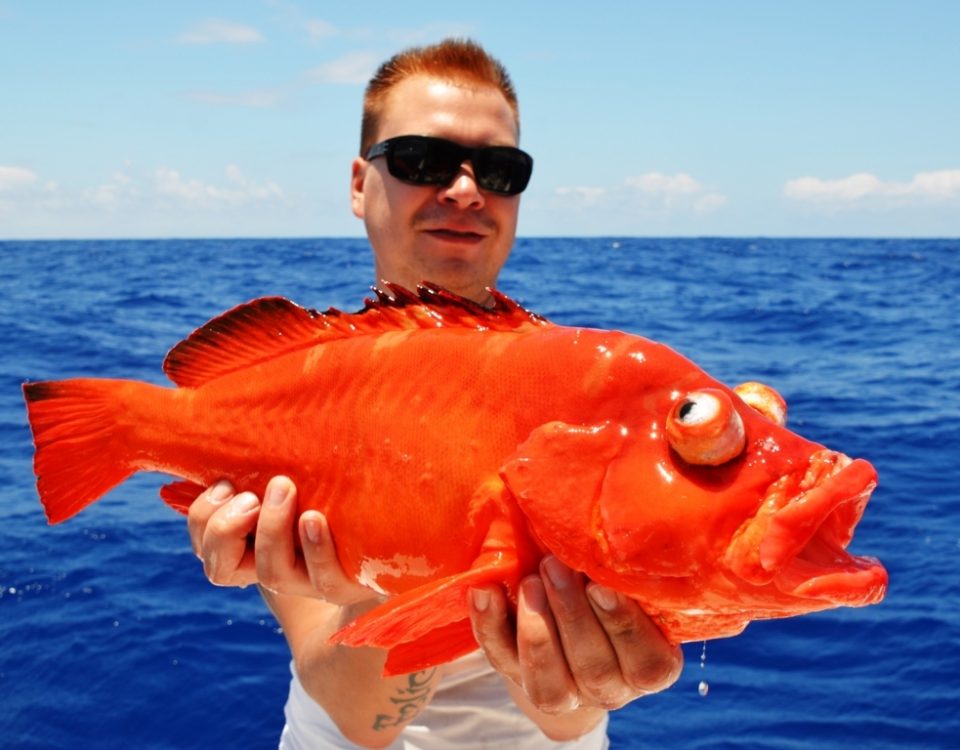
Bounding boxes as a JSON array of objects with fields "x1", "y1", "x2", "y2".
[{"x1": 299, "y1": 510, "x2": 378, "y2": 605}]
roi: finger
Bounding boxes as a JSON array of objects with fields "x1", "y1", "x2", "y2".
[
  {"x1": 254, "y1": 476, "x2": 306, "y2": 593},
  {"x1": 201, "y1": 490, "x2": 260, "y2": 587},
  {"x1": 468, "y1": 584, "x2": 521, "y2": 685},
  {"x1": 299, "y1": 510, "x2": 376, "y2": 605},
  {"x1": 187, "y1": 480, "x2": 234, "y2": 557},
  {"x1": 540, "y1": 556, "x2": 635, "y2": 708},
  {"x1": 515, "y1": 575, "x2": 580, "y2": 714},
  {"x1": 586, "y1": 583, "x2": 684, "y2": 695}
]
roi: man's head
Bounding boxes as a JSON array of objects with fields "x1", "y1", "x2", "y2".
[
  {"x1": 351, "y1": 39, "x2": 529, "y2": 305},
  {"x1": 359, "y1": 39, "x2": 520, "y2": 157}
]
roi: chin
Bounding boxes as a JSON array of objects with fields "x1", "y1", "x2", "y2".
[{"x1": 425, "y1": 270, "x2": 493, "y2": 304}]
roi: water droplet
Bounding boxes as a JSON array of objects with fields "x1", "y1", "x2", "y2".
[{"x1": 697, "y1": 642, "x2": 710, "y2": 697}]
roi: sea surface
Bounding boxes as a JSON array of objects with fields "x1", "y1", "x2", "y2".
[{"x1": 1, "y1": 237, "x2": 957, "y2": 749}]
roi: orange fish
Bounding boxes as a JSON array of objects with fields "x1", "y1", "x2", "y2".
[{"x1": 22, "y1": 284, "x2": 888, "y2": 675}]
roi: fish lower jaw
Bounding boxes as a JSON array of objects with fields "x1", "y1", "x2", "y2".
[
  {"x1": 775, "y1": 554, "x2": 888, "y2": 604},
  {"x1": 771, "y1": 514, "x2": 888, "y2": 605},
  {"x1": 725, "y1": 451, "x2": 887, "y2": 606},
  {"x1": 764, "y1": 460, "x2": 888, "y2": 605}
]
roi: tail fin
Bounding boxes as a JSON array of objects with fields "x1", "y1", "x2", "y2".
[{"x1": 22, "y1": 379, "x2": 135, "y2": 524}]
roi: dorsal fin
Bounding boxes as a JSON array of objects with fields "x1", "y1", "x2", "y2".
[{"x1": 163, "y1": 282, "x2": 550, "y2": 388}]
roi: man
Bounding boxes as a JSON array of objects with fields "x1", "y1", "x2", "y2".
[{"x1": 187, "y1": 39, "x2": 682, "y2": 749}]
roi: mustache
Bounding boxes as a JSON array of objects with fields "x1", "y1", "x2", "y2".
[{"x1": 412, "y1": 208, "x2": 497, "y2": 234}]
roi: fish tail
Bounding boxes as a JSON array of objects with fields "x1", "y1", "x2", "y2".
[{"x1": 22, "y1": 378, "x2": 138, "y2": 524}]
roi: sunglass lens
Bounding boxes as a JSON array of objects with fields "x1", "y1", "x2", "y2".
[
  {"x1": 475, "y1": 149, "x2": 532, "y2": 195},
  {"x1": 389, "y1": 138, "x2": 459, "y2": 185}
]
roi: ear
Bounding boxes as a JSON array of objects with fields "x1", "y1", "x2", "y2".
[{"x1": 350, "y1": 156, "x2": 367, "y2": 219}]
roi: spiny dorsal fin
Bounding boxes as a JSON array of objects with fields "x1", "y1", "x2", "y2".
[{"x1": 163, "y1": 282, "x2": 550, "y2": 388}]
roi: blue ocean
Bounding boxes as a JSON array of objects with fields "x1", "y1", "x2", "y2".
[{"x1": 1, "y1": 237, "x2": 957, "y2": 749}]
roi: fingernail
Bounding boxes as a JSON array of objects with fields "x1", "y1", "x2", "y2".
[
  {"x1": 207, "y1": 552, "x2": 219, "y2": 577},
  {"x1": 226, "y1": 492, "x2": 259, "y2": 517},
  {"x1": 207, "y1": 480, "x2": 233, "y2": 505},
  {"x1": 587, "y1": 583, "x2": 619, "y2": 612},
  {"x1": 470, "y1": 588, "x2": 490, "y2": 613},
  {"x1": 521, "y1": 577, "x2": 547, "y2": 614},
  {"x1": 303, "y1": 516, "x2": 321, "y2": 545},
  {"x1": 542, "y1": 556, "x2": 572, "y2": 591},
  {"x1": 265, "y1": 478, "x2": 290, "y2": 507}
]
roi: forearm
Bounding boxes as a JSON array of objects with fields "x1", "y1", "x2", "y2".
[{"x1": 261, "y1": 587, "x2": 441, "y2": 749}]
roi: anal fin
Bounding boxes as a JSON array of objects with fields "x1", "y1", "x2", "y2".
[
  {"x1": 159, "y1": 480, "x2": 206, "y2": 515},
  {"x1": 383, "y1": 619, "x2": 479, "y2": 676}
]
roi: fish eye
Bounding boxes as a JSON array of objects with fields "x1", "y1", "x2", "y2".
[
  {"x1": 676, "y1": 393, "x2": 721, "y2": 425},
  {"x1": 666, "y1": 389, "x2": 746, "y2": 465},
  {"x1": 733, "y1": 381, "x2": 787, "y2": 426}
]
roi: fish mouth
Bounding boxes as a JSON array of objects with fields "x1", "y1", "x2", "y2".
[{"x1": 726, "y1": 450, "x2": 888, "y2": 606}]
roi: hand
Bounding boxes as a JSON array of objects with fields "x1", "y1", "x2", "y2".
[
  {"x1": 469, "y1": 556, "x2": 682, "y2": 714},
  {"x1": 186, "y1": 476, "x2": 377, "y2": 605}
]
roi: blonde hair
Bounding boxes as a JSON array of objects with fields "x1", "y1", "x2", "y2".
[{"x1": 360, "y1": 38, "x2": 519, "y2": 155}]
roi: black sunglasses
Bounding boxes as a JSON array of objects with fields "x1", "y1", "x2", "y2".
[{"x1": 365, "y1": 135, "x2": 533, "y2": 196}]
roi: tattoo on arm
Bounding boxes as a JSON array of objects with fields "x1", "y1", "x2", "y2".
[{"x1": 372, "y1": 669, "x2": 438, "y2": 731}]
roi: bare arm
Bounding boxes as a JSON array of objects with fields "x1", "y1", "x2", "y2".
[
  {"x1": 188, "y1": 476, "x2": 441, "y2": 747},
  {"x1": 262, "y1": 588, "x2": 441, "y2": 749}
]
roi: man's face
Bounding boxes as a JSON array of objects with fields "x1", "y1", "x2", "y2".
[{"x1": 351, "y1": 74, "x2": 522, "y2": 305}]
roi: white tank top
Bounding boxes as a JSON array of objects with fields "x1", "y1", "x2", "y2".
[{"x1": 278, "y1": 651, "x2": 610, "y2": 750}]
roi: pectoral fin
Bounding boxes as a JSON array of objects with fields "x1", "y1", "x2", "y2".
[{"x1": 330, "y1": 552, "x2": 518, "y2": 675}]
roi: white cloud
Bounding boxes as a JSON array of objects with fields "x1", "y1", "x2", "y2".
[
  {"x1": 694, "y1": 193, "x2": 728, "y2": 213},
  {"x1": 0, "y1": 165, "x2": 38, "y2": 191},
  {"x1": 595, "y1": 172, "x2": 724, "y2": 211},
  {"x1": 176, "y1": 19, "x2": 263, "y2": 45},
  {"x1": 624, "y1": 172, "x2": 726, "y2": 213},
  {"x1": 554, "y1": 186, "x2": 606, "y2": 205},
  {"x1": 551, "y1": 171, "x2": 727, "y2": 224},
  {"x1": 306, "y1": 51, "x2": 381, "y2": 85},
  {"x1": 155, "y1": 165, "x2": 283, "y2": 206},
  {"x1": 555, "y1": 172, "x2": 727, "y2": 214},
  {"x1": 784, "y1": 170, "x2": 960, "y2": 204},
  {"x1": 625, "y1": 171, "x2": 702, "y2": 197},
  {"x1": 51, "y1": 164, "x2": 283, "y2": 215},
  {"x1": 1, "y1": 161, "x2": 297, "y2": 237}
]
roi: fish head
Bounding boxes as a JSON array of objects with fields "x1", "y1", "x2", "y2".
[{"x1": 503, "y1": 338, "x2": 888, "y2": 640}]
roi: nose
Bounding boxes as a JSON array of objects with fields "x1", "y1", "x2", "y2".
[{"x1": 438, "y1": 161, "x2": 485, "y2": 210}]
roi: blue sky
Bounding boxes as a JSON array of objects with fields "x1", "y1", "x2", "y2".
[{"x1": 1, "y1": 0, "x2": 958, "y2": 239}]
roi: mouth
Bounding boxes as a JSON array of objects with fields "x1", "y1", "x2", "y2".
[
  {"x1": 423, "y1": 227, "x2": 486, "y2": 244},
  {"x1": 726, "y1": 450, "x2": 888, "y2": 606}
]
